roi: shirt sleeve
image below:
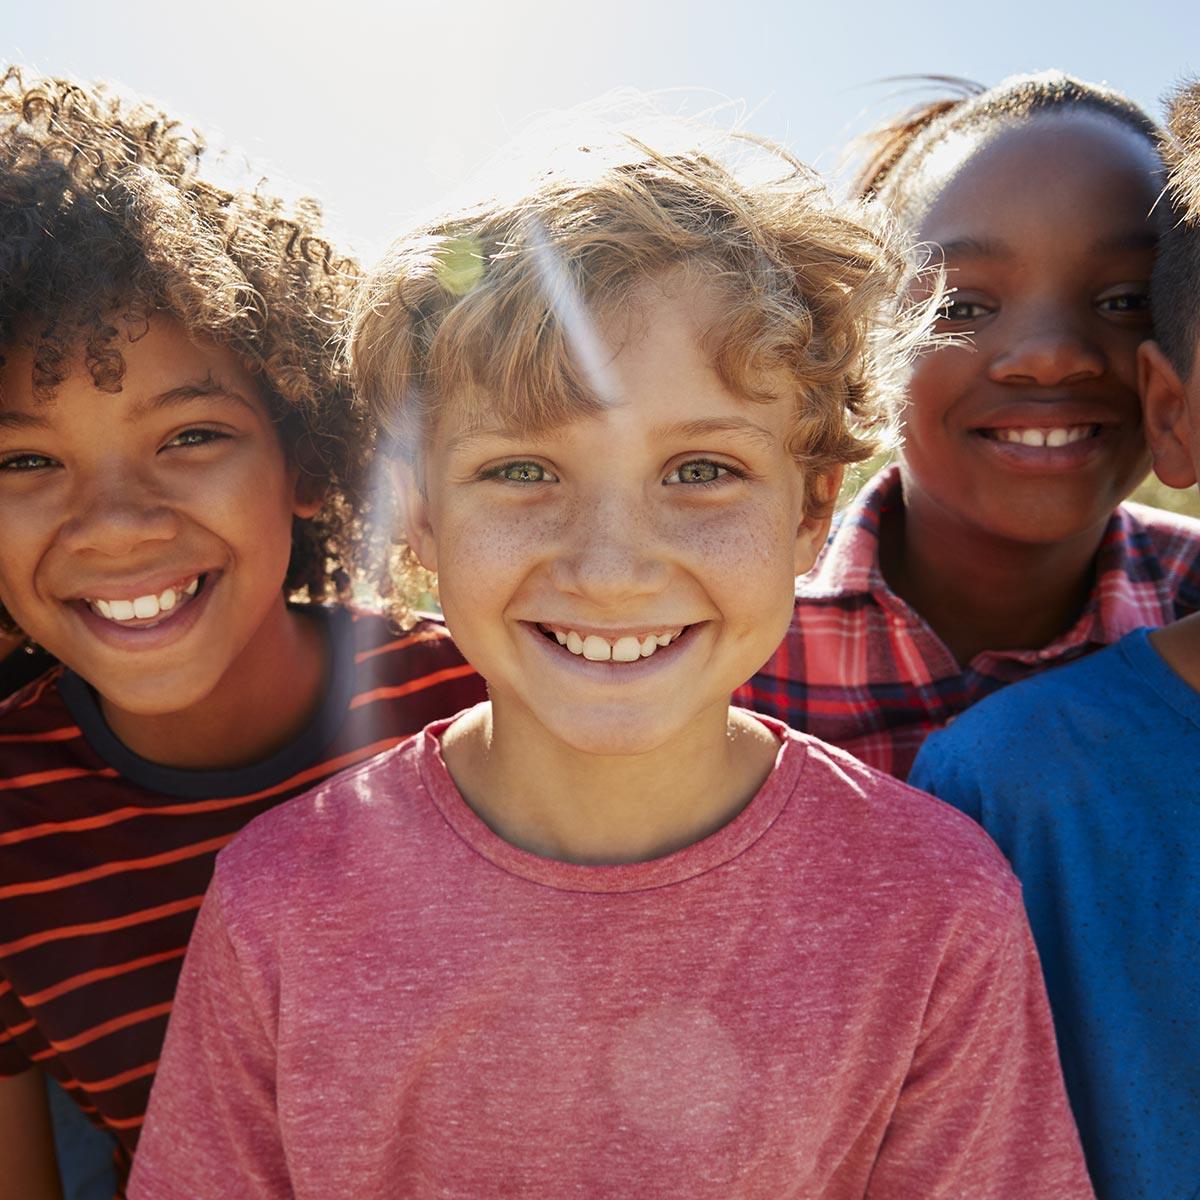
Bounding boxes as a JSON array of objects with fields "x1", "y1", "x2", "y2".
[
  {"x1": 127, "y1": 876, "x2": 290, "y2": 1200},
  {"x1": 907, "y1": 728, "x2": 985, "y2": 823},
  {"x1": 866, "y1": 894, "x2": 1094, "y2": 1199}
]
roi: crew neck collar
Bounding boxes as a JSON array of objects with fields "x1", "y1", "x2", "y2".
[
  {"x1": 58, "y1": 605, "x2": 355, "y2": 799},
  {"x1": 416, "y1": 708, "x2": 808, "y2": 893}
]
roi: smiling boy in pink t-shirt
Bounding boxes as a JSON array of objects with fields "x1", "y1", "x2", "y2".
[{"x1": 130, "y1": 125, "x2": 1092, "y2": 1199}]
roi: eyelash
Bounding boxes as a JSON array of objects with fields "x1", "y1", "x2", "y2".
[
  {"x1": 0, "y1": 452, "x2": 55, "y2": 472},
  {"x1": 480, "y1": 458, "x2": 748, "y2": 489},
  {"x1": 0, "y1": 428, "x2": 230, "y2": 473}
]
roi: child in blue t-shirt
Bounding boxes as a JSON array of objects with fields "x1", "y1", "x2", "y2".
[{"x1": 910, "y1": 78, "x2": 1200, "y2": 1200}]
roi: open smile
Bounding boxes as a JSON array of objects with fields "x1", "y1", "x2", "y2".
[
  {"x1": 524, "y1": 620, "x2": 701, "y2": 672},
  {"x1": 67, "y1": 572, "x2": 218, "y2": 647},
  {"x1": 536, "y1": 622, "x2": 687, "y2": 663},
  {"x1": 83, "y1": 574, "x2": 205, "y2": 628}
]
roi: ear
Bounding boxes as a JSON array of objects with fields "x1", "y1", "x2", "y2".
[
  {"x1": 1139, "y1": 340, "x2": 1198, "y2": 490},
  {"x1": 290, "y1": 470, "x2": 327, "y2": 520},
  {"x1": 391, "y1": 457, "x2": 438, "y2": 574},
  {"x1": 794, "y1": 466, "x2": 842, "y2": 576}
]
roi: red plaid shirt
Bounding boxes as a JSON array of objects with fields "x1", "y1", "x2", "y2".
[{"x1": 735, "y1": 465, "x2": 1200, "y2": 779}]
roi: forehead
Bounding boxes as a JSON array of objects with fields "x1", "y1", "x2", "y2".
[
  {"x1": 0, "y1": 315, "x2": 265, "y2": 413},
  {"x1": 435, "y1": 280, "x2": 791, "y2": 450},
  {"x1": 913, "y1": 111, "x2": 1162, "y2": 243}
]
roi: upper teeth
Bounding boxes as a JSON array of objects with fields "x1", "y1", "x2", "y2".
[
  {"x1": 994, "y1": 426, "x2": 1094, "y2": 448},
  {"x1": 90, "y1": 576, "x2": 200, "y2": 622},
  {"x1": 548, "y1": 627, "x2": 684, "y2": 662}
]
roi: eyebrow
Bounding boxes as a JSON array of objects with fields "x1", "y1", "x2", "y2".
[
  {"x1": 446, "y1": 414, "x2": 779, "y2": 455},
  {"x1": 0, "y1": 374, "x2": 256, "y2": 432},
  {"x1": 936, "y1": 229, "x2": 1156, "y2": 264}
]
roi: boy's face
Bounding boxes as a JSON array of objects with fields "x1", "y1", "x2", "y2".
[
  {"x1": 0, "y1": 316, "x2": 318, "y2": 715},
  {"x1": 400, "y1": 281, "x2": 831, "y2": 758},
  {"x1": 1140, "y1": 338, "x2": 1200, "y2": 492},
  {"x1": 900, "y1": 111, "x2": 1159, "y2": 547}
]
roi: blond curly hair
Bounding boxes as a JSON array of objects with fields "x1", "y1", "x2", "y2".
[{"x1": 351, "y1": 124, "x2": 930, "y2": 521}]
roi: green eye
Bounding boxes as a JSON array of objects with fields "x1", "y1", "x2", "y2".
[
  {"x1": 667, "y1": 460, "x2": 732, "y2": 485},
  {"x1": 498, "y1": 462, "x2": 549, "y2": 483}
]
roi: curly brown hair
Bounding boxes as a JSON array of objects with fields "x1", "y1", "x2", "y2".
[
  {"x1": 0, "y1": 66, "x2": 404, "y2": 634},
  {"x1": 351, "y1": 125, "x2": 932, "y2": 522}
]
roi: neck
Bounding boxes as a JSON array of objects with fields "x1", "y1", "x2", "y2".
[
  {"x1": 441, "y1": 700, "x2": 780, "y2": 865},
  {"x1": 879, "y1": 485, "x2": 1108, "y2": 666},
  {"x1": 100, "y1": 600, "x2": 327, "y2": 770},
  {"x1": 1150, "y1": 612, "x2": 1200, "y2": 690}
]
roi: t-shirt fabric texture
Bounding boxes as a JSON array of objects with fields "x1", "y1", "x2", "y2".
[
  {"x1": 0, "y1": 607, "x2": 485, "y2": 1192},
  {"x1": 910, "y1": 629, "x2": 1200, "y2": 1200},
  {"x1": 130, "y1": 710, "x2": 1093, "y2": 1200},
  {"x1": 735, "y1": 465, "x2": 1200, "y2": 779}
]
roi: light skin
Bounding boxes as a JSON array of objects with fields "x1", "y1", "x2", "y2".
[
  {"x1": 399, "y1": 278, "x2": 833, "y2": 865},
  {"x1": 1140, "y1": 337, "x2": 1200, "y2": 684},
  {"x1": 880, "y1": 110, "x2": 1162, "y2": 664},
  {"x1": 0, "y1": 315, "x2": 326, "y2": 768}
]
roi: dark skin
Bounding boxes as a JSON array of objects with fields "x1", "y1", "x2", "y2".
[
  {"x1": 1140, "y1": 339, "x2": 1200, "y2": 685},
  {"x1": 879, "y1": 111, "x2": 1162, "y2": 665}
]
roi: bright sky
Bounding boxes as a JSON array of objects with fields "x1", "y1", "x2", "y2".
[{"x1": 8, "y1": 0, "x2": 1200, "y2": 262}]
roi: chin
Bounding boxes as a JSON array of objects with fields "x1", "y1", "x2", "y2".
[{"x1": 541, "y1": 707, "x2": 687, "y2": 760}]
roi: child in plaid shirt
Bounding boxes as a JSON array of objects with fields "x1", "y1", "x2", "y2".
[{"x1": 737, "y1": 72, "x2": 1200, "y2": 778}]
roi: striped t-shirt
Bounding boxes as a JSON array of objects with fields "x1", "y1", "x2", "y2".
[{"x1": 0, "y1": 606, "x2": 485, "y2": 1190}]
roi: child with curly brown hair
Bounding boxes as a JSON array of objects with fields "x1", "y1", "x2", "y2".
[
  {"x1": 0, "y1": 68, "x2": 485, "y2": 1199},
  {"x1": 132, "y1": 121, "x2": 1091, "y2": 1198}
]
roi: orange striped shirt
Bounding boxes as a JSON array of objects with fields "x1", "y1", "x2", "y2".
[{"x1": 0, "y1": 607, "x2": 485, "y2": 1189}]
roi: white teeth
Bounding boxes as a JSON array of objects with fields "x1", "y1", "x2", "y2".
[
  {"x1": 87, "y1": 575, "x2": 201, "y2": 623},
  {"x1": 548, "y1": 626, "x2": 686, "y2": 662},
  {"x1": 995, "y1": 426, "x2": 1094, "y2": 448},
  {"x1": 582, "y1": 635, "x2": 612, "y2": 662},
  {"x1": 612, "y1": 636, "x2": 641, "y2": 662}
]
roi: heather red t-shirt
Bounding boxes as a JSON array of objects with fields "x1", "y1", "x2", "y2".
[{"x1": 131, "y1": 710, "x2": 1092, "y2": 1199}]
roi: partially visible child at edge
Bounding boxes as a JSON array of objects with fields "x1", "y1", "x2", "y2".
[
  {"x1": 0, "y1": 69, "x2": 485, "y2": 1200},
  {"x1": 737, "y1": 71, "x2": 1200, "y2": 778},
  {"x1": 130, "y1": 121, "x2": 1092, "y2": 1198},
  {"x1": 909, "y1": 79, "x2": 1200, "y2": 1200}
]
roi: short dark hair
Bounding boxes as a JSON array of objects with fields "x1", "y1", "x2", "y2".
[
  {"x1": 853, "y1": 71, "x2": 1160, "y2": 222},
  {"x1": 0, "y1": 66, "x2": 402, "y2": 632},
  {"x1": 1152, "y1": 80, "x2": 1200, "y2": 380}
]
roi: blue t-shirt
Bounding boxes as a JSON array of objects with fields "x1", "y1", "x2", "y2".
[{"x1": 910, "y1": 628, "x2": 1200, "y2": 1200}]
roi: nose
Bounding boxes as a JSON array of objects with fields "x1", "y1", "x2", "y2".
[
  {"x1": 58, "y1": 470, "x2": 179, "y2": 557},
  {"x1": 549, "y1": 493, "x2": 671, "y2": 605},
  {"x1": 987, "y1": 316, "x2": 1105, "y2": 388}
]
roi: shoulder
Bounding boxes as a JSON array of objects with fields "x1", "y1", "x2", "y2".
[
  {"x1": 210, "y1": 725, "x2": 436, "y2": 915},
  {"x1": 1118, "y1": 502, "x2": 1200, "y2": 601},
  {"x1": 785, "y1": 729, "x2": 1022, "y2": 925},
  {"x1": 909, "y1": 638, "x2": 1139, "y2": 807},
  {"x1": 0, "y1": 664, "x2": 68, "y2": 726},
  {"x1": 347, "y1": 609, "x2": 469, "y2": 668}
]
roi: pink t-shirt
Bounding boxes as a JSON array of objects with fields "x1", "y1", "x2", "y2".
[{"x1": 129, "y1": 711, "x2": 1092, "y2": 1199}]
